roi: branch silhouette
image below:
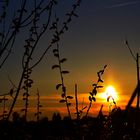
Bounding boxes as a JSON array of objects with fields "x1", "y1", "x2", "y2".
[
  {"x1": 85, "y1": 65, "x2": 107, "y2": 117},
  {"x1": 6, "y1": 0, "x2": 82, "y2": 120}
]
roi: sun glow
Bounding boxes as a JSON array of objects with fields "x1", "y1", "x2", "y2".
[
  {"x1": 99, "y1": 85, "x2": 119, "y2": 101},
  {"x1": 106, "y1": 85, "x2": 118, "y2": 98}
]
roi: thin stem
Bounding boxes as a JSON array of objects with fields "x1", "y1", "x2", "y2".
[
  {"x1": 85, "y1": 100, "x2": 92, "y2": 117},
  {"x1": 0, "y1": 0, "x2": 27, "y2": 67},
  {"x1": 6, "y1": 0, "x2": 54, "y2": 120},
  {"x1": 56, "y1": 43, "x2": 71, "y2": 118},
  {"x1": 6, "y1": 64, "x2": 26, "y2": 120},
  {"x1": 75, "y1": 84, "x2": 79, "y2": 120},
  {"x1": 30, "y1": 0, "x2": 81, "y2": 69}
]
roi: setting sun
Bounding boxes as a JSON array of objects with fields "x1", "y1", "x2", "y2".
[
  {"x1": 105, "y1": 85, "x2": 118, "y2": 100},
  {"x1": 99, "y1": 85, "x2": 119, "y2": 101}
]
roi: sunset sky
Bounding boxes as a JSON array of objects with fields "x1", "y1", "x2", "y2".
[{"x1": 0, "y1": 0, "x2": 140, "y2": 120}]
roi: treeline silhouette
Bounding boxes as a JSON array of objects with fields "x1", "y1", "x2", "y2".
[{"x1": 0, "y1": 107, "x2": 140, "y2": 140}]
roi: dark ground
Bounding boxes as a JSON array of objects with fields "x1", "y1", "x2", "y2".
[{"x1": 0, "y1": 107, "x2": 140, "y2": 140}]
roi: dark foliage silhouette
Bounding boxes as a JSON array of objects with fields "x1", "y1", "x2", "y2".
[
  {"x1": 52, "y1": 42, "x2": 73, "y2": 119},
  {"x1": 2, "y1": 0, "x2": 82, "y2": 120},
  {"x1": 85, "y1": 65, "x2": 107, "y2": 117}
]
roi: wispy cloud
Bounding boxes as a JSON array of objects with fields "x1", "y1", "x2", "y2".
[{"x1": 107, "y1": 1, "x2": 140, "y2": 9}]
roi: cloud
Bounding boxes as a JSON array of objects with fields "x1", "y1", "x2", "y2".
[
  {"x1": 0, "y1": 93, "x2": 131, "y2": 120},
  {"x1": 107, "y1": 1, "x2": 140, "y2": 9}
]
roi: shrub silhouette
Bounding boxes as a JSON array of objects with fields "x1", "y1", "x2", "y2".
[{"x1": 85, "y1": 65, "x2": 107, "y2": 117}]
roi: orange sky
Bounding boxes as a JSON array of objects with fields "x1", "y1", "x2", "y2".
[{"x1": 0, "y1": 87, "x2": 137, "y2": 121}]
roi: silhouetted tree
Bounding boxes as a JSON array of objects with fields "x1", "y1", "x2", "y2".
[
  {"x1": 52, "y1": 112, "x2": 61, "y2": 122},
  {"x1": 2, "y1": 0, "x2": 82, "y2": 120}
]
